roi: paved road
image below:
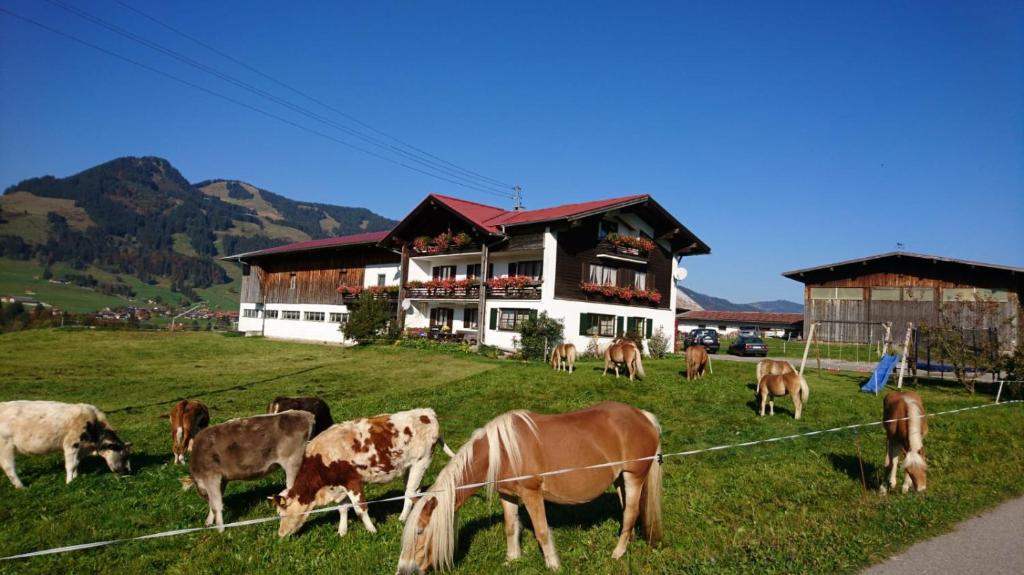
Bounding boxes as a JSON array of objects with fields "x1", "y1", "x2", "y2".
[{"x1": 861, "y1": 496, "x2": 1024, "y2": 575}]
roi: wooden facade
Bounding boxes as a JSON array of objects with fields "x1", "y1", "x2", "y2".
[
  {"x1": 240, "y1": 246, "x2": 398, "y2": 305},
  {"x1": 786, "y1": 255, "x2": 1023, "y2": 347}
]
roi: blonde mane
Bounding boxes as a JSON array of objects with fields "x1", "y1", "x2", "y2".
[
  {"x1": 400, "y1": 410, "x2": 538, "y2": 572},
  {"x1": 904, "y1": 397, "x2": 926, "y2": 469}
]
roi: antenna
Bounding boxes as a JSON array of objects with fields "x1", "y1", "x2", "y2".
[
  {"x1": 513, "y1": 184, "x2": 524, "y2": 211},
  {"x1": 896, "y1": 242, "x2": 905, "y2": 252}
]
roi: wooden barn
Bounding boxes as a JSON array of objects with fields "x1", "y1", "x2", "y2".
[{"x1": 783, "y1": 252, "x2": 1023, "y2": 350}]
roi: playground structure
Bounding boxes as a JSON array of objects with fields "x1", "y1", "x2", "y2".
[{"x1": 798, "y1": 320, "x2": 915, "y2": 394}]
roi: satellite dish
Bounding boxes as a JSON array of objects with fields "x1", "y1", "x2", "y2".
[
  {"x1": 674, "y1": 267, "x2": 688, "y2": 282},
  {"x1": 401, "y1": 299, "x2": 413, "y2": 311}
]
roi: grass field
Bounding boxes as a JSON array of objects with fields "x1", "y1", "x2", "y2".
[{"x1": 0, "y1": 330, "x2": 1021, "y2": 574}]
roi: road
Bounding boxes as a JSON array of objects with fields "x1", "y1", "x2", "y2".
[{"x1": 861, "y1": 496, "x2": 1024, "y2": 575}]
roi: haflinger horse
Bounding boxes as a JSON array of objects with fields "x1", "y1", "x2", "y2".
[
  {"x1": 396, "y1": 401, "x2": 663, "y2": 574},
  {"x1": 685, "y1": 345, "x2": 711, "y2": 380},
  {"x1": 880, "y1": 391, "x2": 928, "y2": 495},
  {"x1": 756, "y1": 358, "x2": 795, "y2": 382},
  {"x1": 603, "y1": 340, "x2": 645, "y2": 381},
  {"x1": 549, "y1": 343, "x2": 576, "y2": 373},
  {"x1": 756, "y1": 370, "x2": 809, "y2": 419}
]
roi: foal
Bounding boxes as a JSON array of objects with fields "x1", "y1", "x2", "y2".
[
  {"x1": 756, "y1": 371, "x2": 809, "y2": 419},
  {"x1": 549, "y1": 343, "x2": 576, "y2": 373},
  {"x1": 880, "y1": 391, "x2": 928, "y2": 494}
]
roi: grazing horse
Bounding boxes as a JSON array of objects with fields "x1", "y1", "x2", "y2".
[
  {"x1": 169, "y1": 399, "x2": 209, "y2": 465},
  {"x1": 685, "y1": 345, "x2": 712, "y2": 380},
  {"x1": 756, "y1": 358, "x2": 795, "y2": 382},
  {"x1": 603, "y1": 341, "x2": 645, "y2": 380},
  {"x1": 549, "y1": 343, "x2": 576, "y2": 373},
  {"x1": 880, "y1": 391, "x2": 928, "y2": 495},
  {"x1": 396, "y1": 401, "x2": 663, "y2": 573},
  {"x1": 756, "y1": 371, "x2": 809, "y2": 419}
]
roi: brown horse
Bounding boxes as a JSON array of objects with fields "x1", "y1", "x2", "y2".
[
  {"x1": 685, "y1": 345, "x2": 711, "y2": 380},
  {"x1": 756, "y1": 358, "x2": 795, "y2": 382},
  {"x1": 549, "y1": 343, "x2": 576, "y2": 373},
  {"x1": 396, "y1": 401, "x2": 663, "y2": 573},
  {"x1": 880, "y1": 391, "x2": 928, "y2": 495},
  {"x1": 603, "y1": 340, "x2": 645, "y2": 380},
  {"x1": 756, "y1": 371, "x2": 809, "y2": 419}
]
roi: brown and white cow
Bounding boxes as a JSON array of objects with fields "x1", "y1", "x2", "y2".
[
  {"x1": 182, "y1": 410, "x2": 315, "y2": 531},
  {"x1": 272, "y1": 408, "x2": 455, "y2": 538},
  {"x1": 169, "y1": 399, "x2": 210, "y2": 465},
  {"x1": 268, "y1": 396, "x2": 334, "y2": 437},
  {"x1": 0, "y1": 400, "x2": 131, "y2": 488}
]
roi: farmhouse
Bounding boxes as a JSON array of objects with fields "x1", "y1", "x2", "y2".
[
  {"x1": 228, "y1": 193, "x2": 710, "y2": 350},
  {"x1": 783, "y1": 252, "x2": 1023, "y2": 349},
  {"x1": 676, "y1": 310, "x2": 803, "y2": 339}
]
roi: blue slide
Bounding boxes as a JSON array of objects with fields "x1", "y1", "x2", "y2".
[{"x1": 862, "y1": 354, "x2": 899, "y2": 394}]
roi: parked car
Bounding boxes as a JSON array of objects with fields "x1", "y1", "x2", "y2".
[
  {"x1": 684, "y1": 329, "x2": 720, "y2": 353},
  {"x1": 729, "y1": 335, "x2": 768, "y2": 357}
]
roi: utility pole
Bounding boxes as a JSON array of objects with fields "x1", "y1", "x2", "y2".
[{"x1": 513, "y1": 185, "x2": 523, "y2": 211}]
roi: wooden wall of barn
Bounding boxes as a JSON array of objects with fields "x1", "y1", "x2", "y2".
[
  {"x1": 802, "y1": 271, "x2": 1020, "y2": 346},
  {"x1": 240, "y1": 247, "x2": 398, "y2": 305}
]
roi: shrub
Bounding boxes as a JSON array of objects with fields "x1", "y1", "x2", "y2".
[
  {"x1": 515, "y1": 311, "x2": 563, "y2": 361},
  {"x1": 342, "y1": 293, "x2": 393, "y2": 344},
  {"x1": 648, "y1": 326, "x2": 670, "y2": 358}
]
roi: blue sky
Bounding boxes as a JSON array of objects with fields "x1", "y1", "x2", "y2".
[{"x1": 1, "y1": 0, "x2": 1021, "y2": 303}]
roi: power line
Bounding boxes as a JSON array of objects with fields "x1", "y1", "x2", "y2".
[
  {"x1": 111, "y1": 0, "x2": 515, "y2": 192},
  {"x1": 42, "y1": 0, "x2": 513, "y2": 198},
  {"x1": 0, "y1": 7, "x2": 514, "y2": 199}
]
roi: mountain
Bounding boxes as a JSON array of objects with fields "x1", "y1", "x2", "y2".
[
  {"x1": 0, "y1": 156, "x2": 396, "y2": 307},
  {"x1": 679, "y1": 286, "x2": 802, "y2": 313}
]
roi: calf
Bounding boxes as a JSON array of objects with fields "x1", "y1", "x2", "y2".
[
  {"x1": 0, "y1": 400, "x2": 131, "y2": 488},
  {"x1": 268, "y1": 396, "x2": 334, "y2": 437},
  {"x1": 183, "y1": 410, "x2": 315, "y2": 531},
  {"x1": 169, "y1": 399, "x2": 210, "y2": 465},
  {"x1": 881, "y1": 391, "x2": 928, "y2": 494},
  {"x1": 685, "y1": 345, "x2": 712, "y2": 380},
  {"x1": 272, "y1": 408, "x2": 455, "y2": 538}
]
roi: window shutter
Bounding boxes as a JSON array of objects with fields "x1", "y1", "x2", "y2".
[
  {"x1": 430, "y1": 308, "x2": 438, "y2": 325},
  {"x1": 646, "y1": 318, "x2": 653, "y2": 338},
  {"x1": 508, "y1": 262, "x2": 518, "y2": 276},
  {"x1": 489, "y1": 308, "x2": 498, "y2": 330},
  {"x1": 579, "y1": 313, "x2": 590, "y2": 336},
  {"x1": 529, "y1": 309, "x2": 538, "y2": 321},
  {"x1": 616, "y1": 316, "x2": 624, "y2": 337}
]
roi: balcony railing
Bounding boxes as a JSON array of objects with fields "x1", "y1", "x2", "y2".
[
  {"x1": 336, "y1": 287, "x2": 400, "y2": 302},
  {"x1": 404, "y1": 277, "x2": 543, "y2": 300},
  {"x1": 596, "y1": 235, "x2": 657, "y2": 262}
]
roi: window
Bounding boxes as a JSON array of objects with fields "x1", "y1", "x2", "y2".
[
  {"x1": 941, "y1": 288, "x2": 1009, "y2": 302},
  {"x1": 580, "y1": 313, "x2": 617, "y2": 336},
  {"x1": 264, "y1": 310, "x2": 278, "y2": 319},
  {"x1": 977, "y1": 289, "x2": 1009, "y2": 302},
  {"x1": 598, "y1": 219, "x2": 619, "y2": 239},
  {"x1": 304, "y1": 311, "x2": 325, "y2": 322},
  {"x1": 809, "y1": 287, "x2": 863, "y2": 300},
  {"x1": 498, "y1": 308, "x2": 532, "y2": 331},
  {"x1": 242, "y1": 308, "x2": 259, "y2": 318},
  {"x1": 871, "y1": 287, "x2": 901, "y2": 301},
  {"x1": 464, "y1": 307, "x2": 479, "y2": 330},
  {"x1": 633, "y1": 271, "x2": 647, "y2": 290},
  {"x1": 377, "y1": 274, "x2": 386, "y2": 287},
  {"x1": 281, "y1": 310, "x2": 300, "y2": 320},
  {"x1": 512, "y1": 260, "x2": 543, "y2": 279},
  {"x1": 432, "y1": 265, "x2": 456, "y2": 280},
  {"x1": 588, "y1": 264, "x2": 617, "y2": 285},
  {"x1": 289, "y1": 273, "x2": 297, "y2": 290},
  {"x1": 430, "y1": 307, "x2": 454, "y2": 330},
  {"x1": 329, "y1": 312, "x2": 348, "y2": 324},
  {"x1": 466, "y1": 263, "x2": 482, "y2": 279},
  {"x1": 615, "y1": 269, "x2": 648, "y2": 290},
  {"x1": 903, "y1": 287, "x2": 934, "y2": 302}
]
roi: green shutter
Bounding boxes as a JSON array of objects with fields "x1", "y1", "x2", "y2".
[
  {"x1": 529, "y1": 309, "x2": 538, "y2": 321},
  {"x1": 579, "y1": 313, "x2": 591, "y2": 336},
  {"x1": 489, "y1": 308, "x2": 498, "y2": 330},
  {"x1": 646, "y1": 318, "x2": 653, "y2": 338},
  {"x1": 616, "y1": 316, "x2": 624, "y2": 337}
]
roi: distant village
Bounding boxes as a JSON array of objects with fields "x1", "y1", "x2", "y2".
[{"x1": 0, "y1": 294, "x2": 238, "y2": 331}]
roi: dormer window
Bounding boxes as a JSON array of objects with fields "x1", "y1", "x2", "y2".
[{"x1": 598, "y1": 219, "x2": 619, "y2": 240}]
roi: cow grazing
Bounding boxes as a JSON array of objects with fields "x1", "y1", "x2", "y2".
[
  {"x1": 685, "y1": 345, "x2": 712, "y2": 380},
  {"x1": 881, "y1": 391, "x2": 928, "y2": 495},
  {"x1": 169, "y1": 399, "x2": 210, "y2": 465},
  {"x1": 0, "y1": 400, "x2": 131, "y2": 488},
  {"x1": 183, "y1": 410, "x2": 315, "y2": 531},
  {"x1": 268, "y1": 396, "x2": 334, "y2": 437},
  {"x1": 272, "y1": 408, "x2": 455, "y2": 538}
]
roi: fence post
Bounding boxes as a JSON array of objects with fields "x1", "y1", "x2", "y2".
[
  {"x1": 995, "y1": 380, "x2": 1005, "y2": 404},
  {"x1": 799, "y1": 322, "x2": 817, "y2": 377}
]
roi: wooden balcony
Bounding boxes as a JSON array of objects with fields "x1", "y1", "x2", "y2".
[
  {"x1": 596, "y1": 239, "x2": 649, "y2": 263},
  {"x1": 404, "y1": 278, "x2": 543, "y2": 300}
]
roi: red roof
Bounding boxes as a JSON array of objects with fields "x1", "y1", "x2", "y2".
[
  {"x1": 225, "y1": 230, "x2": 391, "y2": 259},
  {"x1": 431, "y1": 193, "x2": 649, "y2": 234},
  {"x1": 678, "y1": 310, "x2": 803, "y2": 326}
]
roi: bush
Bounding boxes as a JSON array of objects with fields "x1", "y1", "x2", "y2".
[
  {"x1": 515, "y1": 312, "x2": 564, "y2": 361},
  {"x1": 648, "y1": 327, "x2": 670, "y2": 358},
  {"x1": 343, "y1": 293, "x2": 393, "y2": 344}
]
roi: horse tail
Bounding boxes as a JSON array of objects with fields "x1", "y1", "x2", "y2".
[
  {"x1": 639, "y1": 410, "x2": 663, "y2": 545},
  {"x1": 904, "y1": 397, "x2": 926, "y2": 469},
  {"x1": 799, "y1": 374, "x2": 809, "y2": 403},
  {"x1": 567, "y1": 344, "x2": 576, "y2": 372},
  {"x1": 550, "y1": 345, "x2": 559, "y2": 369},
  {"x1": 633, "y1": 348, "x2": 646, "y2": 380}
]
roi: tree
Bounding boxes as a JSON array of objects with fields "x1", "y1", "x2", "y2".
[
  {"x1": 648, "y1": 327, "x2": 670, "y2": 358},
  {"x1": 516, "y1": 311, "x2": 563, "y2": 361},
  {"x1": 343, "y1": 293, "x2": 392, "y2": 344},
  {"x1": 924, "y1": 296, "x2": 1009, "y2": 393}
]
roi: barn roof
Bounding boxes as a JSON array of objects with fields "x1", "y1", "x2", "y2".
[
  {"x1": 782, "y1": 251, "x2": 1024, "y2": 288},
  {"x1": 223, "y1": 230, "x2": 392, "y2": 260},
  {"x1": 677, "y1": 310, "x2": 804, "y2": 326}
]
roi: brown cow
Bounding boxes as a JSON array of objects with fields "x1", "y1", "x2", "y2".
[
  {"x1": 268, "y1": 396, "x2": 334, "y2": 437},
  {"x1": 272, "y1": 408, "x2": 455, "y2": 538},
  {"x1": 182, "y1": 410, "x2": 315, "y2": 531},
  {"x1": 169, "y1": 399, "x2": 209, "y2": 465},
  {"x1": 880, "y1": 391, "x2": 928, "y2": 494},
  {"x1": 685, "y1": 345, "x2": 712, "y2": 380}
]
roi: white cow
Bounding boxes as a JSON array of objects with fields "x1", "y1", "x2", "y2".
[{"x1": 0, "y1": 400, "x2": 131, "y2": 488}]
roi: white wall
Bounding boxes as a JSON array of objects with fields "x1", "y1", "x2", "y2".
[
  {"x1": 238, "y1": 303, "x2": 352, "y2": 344},
  {"x1": 363, "y1": 263, "x2": 401, "y2": 288}
]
